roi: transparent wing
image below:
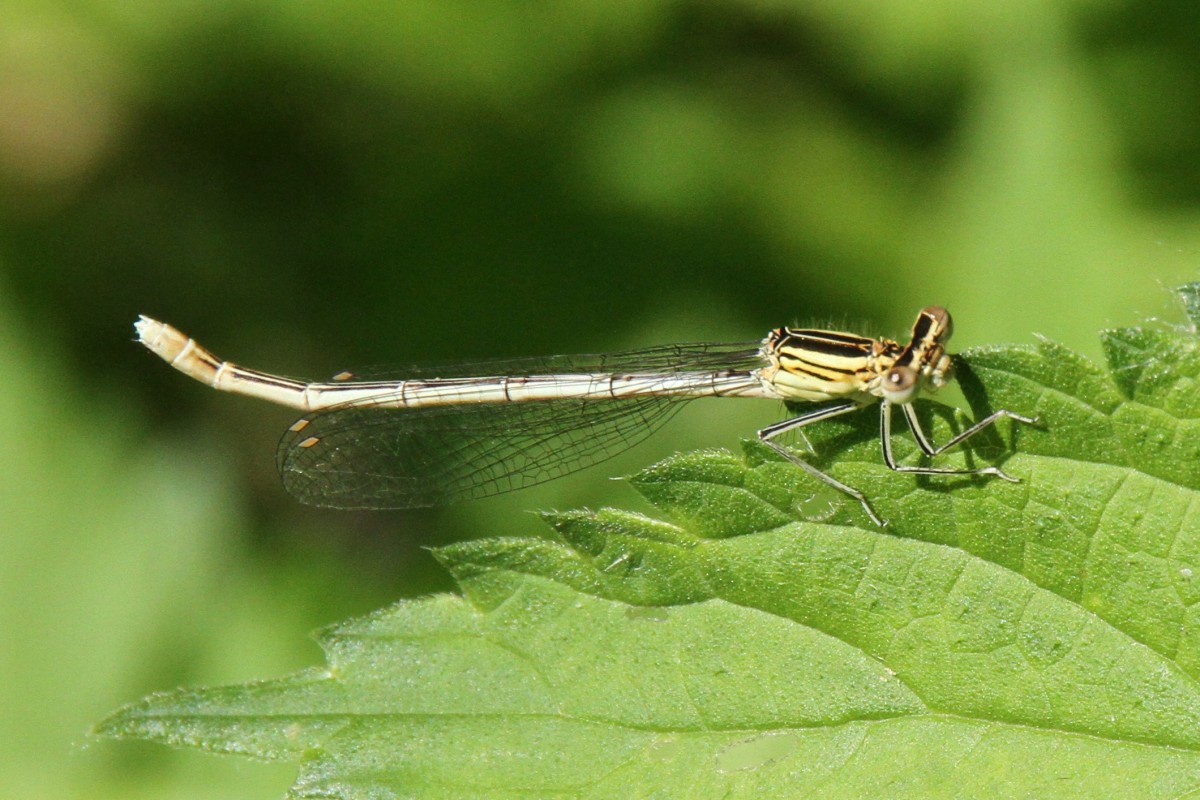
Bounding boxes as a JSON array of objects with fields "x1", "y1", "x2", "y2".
[
  {"x1": 276, "y1": 394, "x2": 692, "y2": 508},
  {"x1": 324, "y1": 341, "x2": 764, "y2": 381},
  {"x1": 275, "y1": 342, "x2": 766, "y2": 509}
]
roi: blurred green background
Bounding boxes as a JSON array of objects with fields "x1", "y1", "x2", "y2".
[{"x1": 3, "y1": 1, "x2": 1199, "y2": 797}]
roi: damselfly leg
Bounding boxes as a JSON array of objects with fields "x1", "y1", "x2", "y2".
[
  {"x1": 886, "y1": 403, "x2": 1040, "y2": 480},
  {"x1": 757, "y1": 402, "x2": 887, "y2": 526},
  {"x1": 760, "y1": 399, "x2": 1037, "y2": 526}
]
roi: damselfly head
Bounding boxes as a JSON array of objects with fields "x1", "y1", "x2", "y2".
[
  {"x1": 923, "y1": 306, "x2": 953, "y2": 342},
  {"x1": 919, "y1": 306, "x2": 954, "y2": 392},
  {"x1": 882, "y1": 306, "x2": 955, "y2": 403}
]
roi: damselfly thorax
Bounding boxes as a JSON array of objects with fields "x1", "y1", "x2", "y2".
[
  {"x1": 761, "y1": 306, "x2": 951, "y2": 404},
  {"x1": 136, "y1": 306, "x2": 1035, "y2": 526}
]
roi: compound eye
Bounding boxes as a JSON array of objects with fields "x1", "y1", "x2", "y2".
[{"x1": 883, "y1": 366, "x2": 919, "y2": 404}]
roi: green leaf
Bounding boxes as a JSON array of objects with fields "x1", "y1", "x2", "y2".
[{"x1": 97, "y1": 286, "x2": 1200, "y2": 798}]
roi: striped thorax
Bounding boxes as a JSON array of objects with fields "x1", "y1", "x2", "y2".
[{"x1": 758, "y1": 305, "x2": 954, "y2": 405}]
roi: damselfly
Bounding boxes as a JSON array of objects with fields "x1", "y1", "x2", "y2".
[{"x1": 135, "y1": 307, "x2": 1036, "y2": 526}]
